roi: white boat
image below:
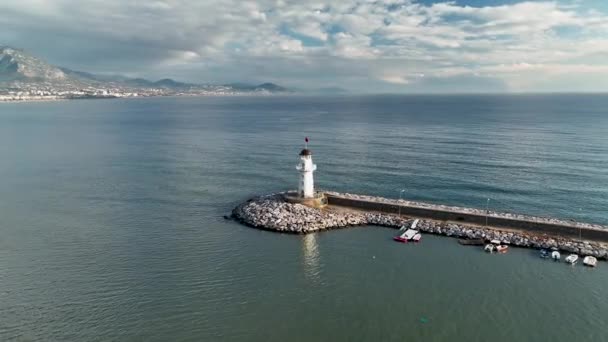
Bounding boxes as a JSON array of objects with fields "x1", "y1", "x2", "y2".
[
  {"x1": 495, "y1": 245, "x2": 508, "y2": 253},
  {"x1": 551, "y1": 251, "x2": 561, "y2": 261},
  {"x1": 402, "y1": 229, "x2": 418, "y2": 241},
  {"x1": 412, "y1": 233, "x2": 422, "y2": 242},
  {"x1": 485, "y1": 239, "x2": 508, "y2": 253},
  {"x1": 411, "y1": 219, "x2": 419, "y2": 229},
  {"x1": 565, "y1": 254, "x2": 579, "y2": 264},
  {"x1": 583, "y1": 256, "x2": 597, "y2": 267}
]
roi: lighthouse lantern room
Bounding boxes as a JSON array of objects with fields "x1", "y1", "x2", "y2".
[{"x1": 296, "y1": 137, "x2": 317, "y2": 198}]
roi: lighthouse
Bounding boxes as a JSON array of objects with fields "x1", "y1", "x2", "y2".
[{"x1": 296, "y1": 137, "x2": 316, "y2": 198}]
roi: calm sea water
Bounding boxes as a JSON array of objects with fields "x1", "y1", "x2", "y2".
[{"x1": 1, "y1": 95, "x2": 607, "y2": 341}]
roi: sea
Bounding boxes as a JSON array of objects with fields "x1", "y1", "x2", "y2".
[{"x1": 1, "y1": 94, "x2": 607, "y2": 341}]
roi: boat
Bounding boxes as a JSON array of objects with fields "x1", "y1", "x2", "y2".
[
  {"x1": 412, "y1": 233, "x2": 422, "y2": 242},
  {"x1": 393, "y1": 235, "x2": 407, "y2": 243},
  {"x1": 402, "y1": 229, "x2": 418, "y2": 241},
  {"x1": 551, "y1": 251, "x2": 561, "y2": 261},
  {"x1": 583, "y1": 256, "x2": 597, "y2": 267},
  {"x1": 393, "y1": 227, "x2": 419, "y2": 243},
  {"x1": 485, "y1": 239, "x2": 508, "y2": 253},
  {"x1": 495, "y1": 245, "x2": 509, "y2": 253},
  {"x1": 540, "y1": 249, "x2": 549, "y2": 258},
  {"x1": 411, "y1": 219, "x2": 419, "y2": 229},
  {"x1": 565, "y1": 254, "x2": 579, "y2": 265},
  {"x1": 399, "y1": 219, "x2": 420, "y2": 231},
  {"x1": 458, "y1": 238, "x2": 485, "y2": 246}
]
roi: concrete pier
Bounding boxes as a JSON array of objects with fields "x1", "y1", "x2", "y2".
[
  {"x1": 324, "y1": 192, "x2": 608, "y2": 242},
  {"x1": 231, "y1": 191, "x2": 608, "y2": 259}
]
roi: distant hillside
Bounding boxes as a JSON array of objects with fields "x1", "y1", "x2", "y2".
[
  {"x1": 0, "y1": 46, "x2": 66, "y2": 82},
  {"x1": 0, "y1": 46, "x2": 291, "y2": 98},
  {"x1": 225, "y1": 82, "x2": 289, "y2": 92}
]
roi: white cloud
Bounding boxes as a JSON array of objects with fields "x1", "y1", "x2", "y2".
[{"x1": 2, "y1": 0, "x2": 608, "y2": 92}]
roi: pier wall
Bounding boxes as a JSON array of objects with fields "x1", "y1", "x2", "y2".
[{"x1": 325, "y1": 193, "x2": 608, "y2": 242}]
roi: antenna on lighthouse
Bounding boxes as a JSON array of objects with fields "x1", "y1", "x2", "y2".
[{"x1": 305, "y1": 136, "x2": 309, "y2": 149}]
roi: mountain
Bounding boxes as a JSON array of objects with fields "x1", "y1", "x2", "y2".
[
  {"x1": 0, "y1": 46, "x2": 291, "y2": 100},
  {"x1": 226, "y1": 82, "x2": 289, "y2": 92},
  {"x1": 153, "y1": 78, "x2": 193, "y2": 89},
  {"x1": 0, "y1": 46, "x2": 66, "y2": 82},
  {"x1": 255, "y1": 82, "x2": 288, "y2": 92}
]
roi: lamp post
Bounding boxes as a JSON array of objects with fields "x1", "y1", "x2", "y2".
[
  {"x1": 485, "y1": 198, "x2": 490, "y2": 227},
  {"x1": 579, "y1": 208, "x2": 582, "y2": 240},
  {"x1": 398, "y1": 189, "x2": 406, "y2": 216}
]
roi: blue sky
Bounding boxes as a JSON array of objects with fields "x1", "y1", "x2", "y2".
[{"x1": 2, "y1": 0, "x2": 608, "y2": 93}]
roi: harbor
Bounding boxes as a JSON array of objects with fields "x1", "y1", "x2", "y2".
[
  {"x1": 232, "y1": 191, "x2": 608, "y2": 260},
  {"x1": 231, "y1": 141, "x2": 608, "y2": 262}
]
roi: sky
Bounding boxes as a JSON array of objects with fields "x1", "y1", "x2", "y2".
[{"x1": 2, "y1": 0, "x2": 608, "y2": 93}]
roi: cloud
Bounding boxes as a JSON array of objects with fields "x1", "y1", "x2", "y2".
[{"x1": 1, "y1": 0, "x2": 608, "y2": 92}]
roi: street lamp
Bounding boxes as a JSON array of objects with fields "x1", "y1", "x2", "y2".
[
  {"x1": 579, "y1": 208, "x2": 582, "y2": 240},
  {"x1": 485, "y1": 198, "x2": 490, "y2": 227},
  {"x1": 398, "y1": 189, "x2": 406, "y2": 216}
]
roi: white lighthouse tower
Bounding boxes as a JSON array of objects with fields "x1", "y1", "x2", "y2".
[{"x1": 296, "y1": 137, "x2": 316, "y2": 198}]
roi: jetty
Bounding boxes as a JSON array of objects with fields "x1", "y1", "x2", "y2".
[
  {"x1": 232, "y1": 191, "x2": 608, "y2": 259},
  {"x1": 231, "y1": 140, "x2": 608, "y2": 260}
]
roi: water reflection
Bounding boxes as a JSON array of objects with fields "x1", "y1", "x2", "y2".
[{"x1": 302, "y1": 233, "x2": 321, "y2": 283}]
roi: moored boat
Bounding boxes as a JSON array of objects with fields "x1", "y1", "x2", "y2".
[
  {"x1": 540, "y1": 249, "x2": 549, "y2": 258},
  {"x1": 496, "y1": 245, "x2": 508, "y2": 253},
  {"x1": 394, "y1": 227, "x2": 420, "y2": 243},
  {"x1": 583, "y1": 256, "x2": 597, "y2": 267},
  {"x1": 565, "y1": 254, "x2": 579, "y2": 265},
  {"x1": 402, "y1": 229, "x2": 418, "y2": 241},
  {"x1": 411, "y1": 219, "x2": 419, "y2": 229},
  {"x1": 485, "y1": 239, "x2": 508, "y2": 253},
  {"x1": 551, "y1": 251, "x2": 561, "y2": 261},
  {"x1": 393, "y1": 235, "x2": 407, "y2": 243}
]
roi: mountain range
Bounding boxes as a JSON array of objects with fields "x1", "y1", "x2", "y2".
[{"x1": 0, "y1": 46, "x2": 290, "y2": 97}]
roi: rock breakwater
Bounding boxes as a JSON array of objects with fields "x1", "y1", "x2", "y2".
[{"x1": 232, "y1": 193, "x2": 608, "y2": 259}]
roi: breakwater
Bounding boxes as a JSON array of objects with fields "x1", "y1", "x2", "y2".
[
  {"x1": 324, "y1": 192, "x2": 608, "y2": 242},
  {"x1": 232, "y1": 192, "x2": 608, "y2": 259}
]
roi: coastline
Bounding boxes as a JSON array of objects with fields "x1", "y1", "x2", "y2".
[
  {"x1": 0, "y1": 92, "x2": 288, "y2": 104},
  {"x1": 232, "y1": 192, "x2": 608, "y2": 260}
]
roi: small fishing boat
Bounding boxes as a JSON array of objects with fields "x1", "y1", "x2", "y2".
[
  {"x1": 393, "y1": 235, "x2": 408, "y2": 243},
  {"x1": 412, "y1": 233, "x2": 422, "y2": 242},
  {"x1": 485, "y1": 239, "x2": 508, "y2": 253},
  {"x1": 402, "y1": 229, "x2": 418, "y2": 241},
  {"x1": 583, "y1": 256, "x2": 597, "y2": 267},
  {"x1": 411, "y1": 219, "x2": 419, "y2": 229},
  {"x1": 399, "y1": 219, "x2": 420, "y2": 231},
  {"x1": 495, "y1": 245, "x2": 509, "y2": 253},
  {"x1": 565, "y1": 254, "x2": 579, "y2": 265},
  {"x1": 394, "y1": 227, "x2": 419, "y2": 243},
  {"x1": 540, "y1": 249, "x2": 549, "y2": 258},
  {"x1": 551, "y1": 251, "x2": 561, "y2": 261}
]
